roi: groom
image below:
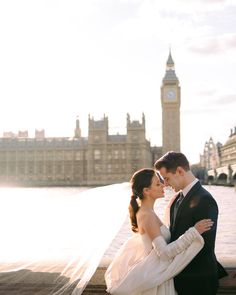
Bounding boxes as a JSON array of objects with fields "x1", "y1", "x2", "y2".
[{"x1": 154, "y1": 151, "x2": 227, "y2": 295}]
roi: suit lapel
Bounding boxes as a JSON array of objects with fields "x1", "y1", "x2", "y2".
[
  {"x1": 171, "y1": 181, "x2": 201, "y2": 231},
  {"x1": 170, "y1": 192, "x2": 182, "y2": 231}
]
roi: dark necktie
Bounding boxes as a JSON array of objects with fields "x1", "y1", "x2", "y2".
[{"x1": 173, "y1": 192, "x2": 184, "y2": 222}]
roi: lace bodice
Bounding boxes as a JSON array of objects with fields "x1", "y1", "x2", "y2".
[{"x1": 140, "y1": 224, "x2": 171, "y2": 253}]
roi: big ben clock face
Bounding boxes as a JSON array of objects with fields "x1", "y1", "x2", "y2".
[{"x1": 165, "y1": 89, "x2": 176, "y2": 101}]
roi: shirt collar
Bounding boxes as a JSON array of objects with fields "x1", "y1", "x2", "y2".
[{"x1": 182, "y1": 178, "x2": 199, "y2": 197}]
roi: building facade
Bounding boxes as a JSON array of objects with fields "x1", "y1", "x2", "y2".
[
  {"x1": 220, "y1": 127, "x2": 236, "y2": 167},
  {"x1": 0, "y1": 53, "x2": 181, "y2": 186}
]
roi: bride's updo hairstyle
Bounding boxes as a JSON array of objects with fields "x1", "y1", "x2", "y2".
[{"x1": 129, "y1": 168, "x2": 155, "y2": 233}]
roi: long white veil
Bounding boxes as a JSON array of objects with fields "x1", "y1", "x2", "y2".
[{"x1": 0, "y1": 183, "x2": 131, "y2": 294}]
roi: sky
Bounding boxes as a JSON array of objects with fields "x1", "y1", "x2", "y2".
[{"x1": 0, "y1": 0, "x2": 236, "y2": 164}]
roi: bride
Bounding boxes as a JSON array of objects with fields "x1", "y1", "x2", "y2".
[{"x1": 105, "y1": 168, "x2": 213, "y2": 295}]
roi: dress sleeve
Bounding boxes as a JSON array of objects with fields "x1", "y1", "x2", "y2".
[{"x1": 152, "y1": 227, "x2": 202, "y2": 260}]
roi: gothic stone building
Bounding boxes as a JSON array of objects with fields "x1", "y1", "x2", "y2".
[
  {"x1": 161, "y1": 51, "x2": 181, "y2": 154},
  {"x1": 0, "y1": 114, "x2": 152, "y2": 186},
  {"x1": 0, "y1": 52, "x2": 181, "y2": 186},
  {"x1": 220, "y1": 127, "x2": 236, "y2": 167}
]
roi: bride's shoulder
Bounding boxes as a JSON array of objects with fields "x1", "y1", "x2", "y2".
[
  {"x1": 138, "y1": 209, "x2": 161, "y2": 232},
  {"x1": 137, "y1": 208, "x2": 158, "y2": 221}
]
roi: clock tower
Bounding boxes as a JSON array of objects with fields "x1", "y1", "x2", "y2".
[{"x1": 161, "y1": 51, "x2": 181, "y2": 154}]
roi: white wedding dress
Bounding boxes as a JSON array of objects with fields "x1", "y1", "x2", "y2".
[{"x1": 105, "y1": 225, "x2": 204, "y2": 295}]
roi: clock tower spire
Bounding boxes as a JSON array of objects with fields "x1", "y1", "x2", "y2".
[{"x1": 161, "y1": 50, "x2": 181, "y2": 154}]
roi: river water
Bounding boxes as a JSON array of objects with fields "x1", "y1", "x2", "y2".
[{"x1": 0, "y1": 185, "x2": 235, "y2": 268}]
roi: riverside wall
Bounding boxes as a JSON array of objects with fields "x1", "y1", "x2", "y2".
[
  {"x1": 0, "y1": 267, "x2": 235, "y2": 294},
  {"x1": 83, "y1": 267, "x2": 236, "y2": 295}
]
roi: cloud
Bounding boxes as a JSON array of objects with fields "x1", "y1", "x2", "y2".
[
  {"x1": 182, "y1": 106, "x2": 215, "y2": 115},
  {"x1": 217, "y1": 95, "x2": 236, "y2": 105},
  {"x1": 92, "y1": 0, "x2": 142, "y2": 30},
  {"x1": 197, "y1": 0, "x2": 230, "y2": 3},
  {"x1": 189, "y1": 34, "x2": 236, "y2": 55},
  {"x1": 195, "y1": 89, "x2": 217, "y2": 96},
  {"x1": 194, "y1": 90, "x2": 235, "y2": 103},
  {"x1": 182, "y1": 93, "x2": 235, "y2": 114},
  {"x1": 176, "y1": 0, "x2": 234, "y2": 9}
]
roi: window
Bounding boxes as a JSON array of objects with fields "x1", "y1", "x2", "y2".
[
  {"x1": 94, "y1": 164, "x2": 101, "y2": 173},
  {"x1": 107, "y1": 151, "x2": 112, "y2": 159},
  {"x1": 107, "y1": 164, "x2": 112, "y2": 173},
  {"x1": 114, "y1": 150, "x2": 119, "y2": 159},
  {"x1": 75, "y1": 151, "x2": 81, "y2": 160},
  {"x1": 55, "y1": 151, "x2": 63, "y2": 160},
  {"x1": 94, "y1": 135, "x2": 100, "y2": 142},
  {"x1": 65, "y1": 151, "x2": 72, "y2": 160},
  {"x1": 94, "y1": 150, "x2": 101, "y2": 160},
  {"x1": 121, "y1": 150, "x2": 126, "y2": 159}
]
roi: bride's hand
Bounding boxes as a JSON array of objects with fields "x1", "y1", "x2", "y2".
[{"x1": 194, "y1": 219, "x2": 214, "y2": 234}]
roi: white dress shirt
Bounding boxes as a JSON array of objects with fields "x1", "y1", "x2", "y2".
[{"x1": 182, "y1": 178, "x2": 199, "y2": 197}]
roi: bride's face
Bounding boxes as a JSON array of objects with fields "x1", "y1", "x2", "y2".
[{"x1": 147, "y1": 174, "x2": 165, "y2": 200}]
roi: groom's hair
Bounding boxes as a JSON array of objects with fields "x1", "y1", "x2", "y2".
[{"x1": 154, "y1": 151, "x2": 190, "y2": 173}]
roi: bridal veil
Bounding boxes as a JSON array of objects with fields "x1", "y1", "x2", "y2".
[{"x1": 0, "y1": 183, "x2": 131, "y2": 294}]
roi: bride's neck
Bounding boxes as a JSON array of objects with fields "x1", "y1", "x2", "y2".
[{"x1": 140, "y1": 199, "x2": 155, "y2": 210}]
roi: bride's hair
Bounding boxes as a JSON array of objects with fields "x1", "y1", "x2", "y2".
[{"x1": 129, "y1": 168, "x2": 155, "y2": 233}]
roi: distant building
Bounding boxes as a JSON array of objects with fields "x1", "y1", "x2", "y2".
[
  {"x1": 35, "y1": 129, "x2": 45, "y2": 139},
  {"x1": 220, "y1": 127, "x2": 236, "y2": 167},
  {"x1": 3, "y1": 131, "x2": 16, "y2": 138},
  {"x1": 201, "y1": 127, "x2": 236, "y2": 185},
  {"x1": 18, "y1": 130, "x2": 29, "y2": 138},
  {"x1": 0, "y1": 52, "x2": 181, "y2": 186},
  {"x1": 200, "y1": 137, "x2": 221, "y2": 170}
]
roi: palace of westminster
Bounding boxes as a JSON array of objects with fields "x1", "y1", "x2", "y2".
[{"x1": 1, "y1": 53, "x2": 235, "y2": 186}]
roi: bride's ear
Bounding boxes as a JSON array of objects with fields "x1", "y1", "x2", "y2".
[{"x1": 143, "y1": 187, "x2": 149, "y2": 196}]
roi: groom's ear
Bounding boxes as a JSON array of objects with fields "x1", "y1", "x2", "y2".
[{"x1": 176, "y1": 166, "x2": 185, "y2": 176}]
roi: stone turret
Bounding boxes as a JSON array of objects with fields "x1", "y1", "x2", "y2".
[{"x1": 74, "y1": 116, "x2": 81, "y2": 138}]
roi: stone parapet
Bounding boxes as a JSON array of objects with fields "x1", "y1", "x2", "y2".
[
  {"x1": 0, "y1": 267, "x2": 235, "y2": 294},
  {"x1": 83, "y1": 267, "x2": 236, "y2": 295}
]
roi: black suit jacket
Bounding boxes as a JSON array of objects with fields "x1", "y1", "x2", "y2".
[{"x1": 170, "y1": 182, "x2": 227, "y2": 293}]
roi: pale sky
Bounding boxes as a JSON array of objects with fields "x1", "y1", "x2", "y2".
[{"x1": 0, "y1": 0, "x2": 236, "y2": 164}]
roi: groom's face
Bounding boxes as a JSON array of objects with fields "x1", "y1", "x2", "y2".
[{"x1": 158, "y1": 167, "x2": 182, "y2": 192}]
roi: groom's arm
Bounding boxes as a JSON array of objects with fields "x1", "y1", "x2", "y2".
[{"x1": 194, "y1": 194, "x2": 218, "y2": 251}]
